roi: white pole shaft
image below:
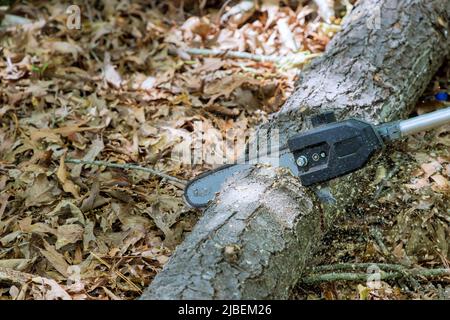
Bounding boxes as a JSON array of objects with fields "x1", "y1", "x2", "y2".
[{"x1": 399, "y1": 106, "x2": 450, "y2": 136}]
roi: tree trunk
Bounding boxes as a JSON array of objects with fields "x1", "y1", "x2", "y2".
[{"x1": 140, "y1": 0, "x2": 450, "y2": 299}]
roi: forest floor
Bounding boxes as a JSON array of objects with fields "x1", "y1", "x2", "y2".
[{"x1": 0, "y1": 1, "x2": 449, "y2": 300}]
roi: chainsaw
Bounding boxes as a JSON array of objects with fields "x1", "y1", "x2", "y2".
[{"x1": 184, "y1": 106, "x2": 450, "y2": 208}]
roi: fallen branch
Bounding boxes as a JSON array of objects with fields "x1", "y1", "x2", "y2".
[
  {"x1": 310, "y1": 263, "x2": 410, "y2": 273},
  {"x1": 64, "y1": 159, "x2": 186, "y2": 186},
  {"x1": 303, "y1": 268, "x2": 450, "y2": 284},
  {"x1": 181, "y1": 47, "x2": 322, "y2": 68}
]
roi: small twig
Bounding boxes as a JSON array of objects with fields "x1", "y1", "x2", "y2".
[
  {"x1": 180, "y1": 47, "x2": 321, "y2": 68},
  {"x1": 204, "y1": 104, "x2": 240, "y2": 117},
  {"x1": 304, "y1": 271, "x2": 394, "y2": 284},
  {"x1": 185, "y1": 47, "x2": 277, "y2": 62},
  {"x1": 311, "y1": 262, "x2": 408, "y2": 273},
  {"x1": 303, "y1": 265, "x2": 450, "y2": 285},
  {"x1": 91, "y1": 252, "x2": 142, "y2": 294},
  {"x1": 370, "y1": 228, "x2": 391, "y2": 257},
  {"x1": 64, "y1": 159, "x2": 186, "y2": 186}
]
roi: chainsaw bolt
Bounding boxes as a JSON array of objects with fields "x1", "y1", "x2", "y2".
[
  {"x1": 320, "y1": 152, "x2": 326, "y2": 158},
  {"x1": 296, "y1": 156, "x2": 308, "y2": 167},
  {"x1": 312, "y1": 153, "x2": 320, "y2": 161}
]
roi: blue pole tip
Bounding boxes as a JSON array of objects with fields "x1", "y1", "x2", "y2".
[{"x1": 435, "y1": 91, "x2": 449, "y2": 101}]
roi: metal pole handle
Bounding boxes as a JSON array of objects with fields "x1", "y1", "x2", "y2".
[{"x1": 399, "y1": 106, "x2": 450, "y2": 136}]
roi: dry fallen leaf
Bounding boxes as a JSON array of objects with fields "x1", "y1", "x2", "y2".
[
  {"x1": 19, "y1": 217, "x2": 57, "y2": 235},
  {"x1": 55, "y1": 224, "x2": 84, "y2": 249},
  {"x1": 47, "y1": 200, "x2": 86, "y2": 225},
  {"x1": 431, "y1": 174, "x2": 449, "y2": 191},
  {"x1": 32, "y1": 277, "x2": 72, "y2": 300},
  {"x1": 103, "y1": 53, "x2": 122, "y2": 88},
  {"x1": 57, "y1": 155, "x2": 80, "y2": 198},
  {"x1": 43, "y1": 40, "x2": 83, "y2": 59},
  {"x1": 39, "y1": 241, "x2": 70, "y2": 277},
  {"x1": 421, "y1": 161, "x2": 443, "y2": 178},
  {"x1": 24, "y1": 173, "x2": 60, "y2": 207}
]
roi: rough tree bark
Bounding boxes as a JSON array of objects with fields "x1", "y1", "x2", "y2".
[{"x1": 141, "y1": 0, "x2": 450, "y2": 299}]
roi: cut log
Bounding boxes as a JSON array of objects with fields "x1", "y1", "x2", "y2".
[{"x1": 140, "y1": 0, "x2": 450, "y2": 299}]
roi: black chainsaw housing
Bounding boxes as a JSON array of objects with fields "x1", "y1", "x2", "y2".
[{"x1": 288, "y1": 118, "x2": 384, "y2": 186}]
